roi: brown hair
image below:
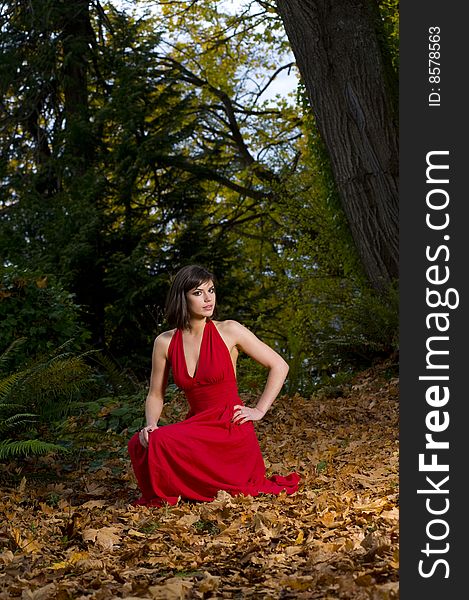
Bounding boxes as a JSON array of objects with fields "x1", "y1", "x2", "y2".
[{"x1": 165, "y1": 265, "x2": 216, "y2": 330}]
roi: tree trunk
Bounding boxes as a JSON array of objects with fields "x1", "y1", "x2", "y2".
[
  {"x1": 61, "y1": 0, "x2": 95, "y2": 171},
  {"x1": 276, "y1": 0, "x2": 399, "y2": 290},
  {"x1": 60, "y1": 1, "x2": 105, "y2": 346}
]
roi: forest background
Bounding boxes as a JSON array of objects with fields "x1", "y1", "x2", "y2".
[{"x1": 0, "y1": 0, "x2": 399, "y2": 482}]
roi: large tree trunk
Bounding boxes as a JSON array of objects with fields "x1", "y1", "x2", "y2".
[
  {"x1": 276, "y1": 0, "x2": 399, "y2": 290},
  {"x1": 61, "y1": 0, "x2": 95, "y2": 172},
  {"x1": 60, "y1": 1, "x2": 106, "y2": 346}
]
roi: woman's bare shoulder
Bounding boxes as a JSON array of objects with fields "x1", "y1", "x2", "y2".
[
  {"x1": 213, "y1": 319, "x2": 244, "y2": 331},
  {"x1": 213, "y1": 319, "x2": 249, "y2": 340},
  {"x1": 153, "y1": 329, "x2": 177, "y2": 353}
]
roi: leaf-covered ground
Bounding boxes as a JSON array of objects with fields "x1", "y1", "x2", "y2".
[{"x1": 0, "y1": 361, "x2": 399, "y2": 599}]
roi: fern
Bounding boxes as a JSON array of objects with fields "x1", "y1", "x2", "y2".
[
  {"x1": 0, "y1": 439, "x2": 69, "y2": 460},
  {"x1": 0, "y1": 341, "x2": 144, "y2": 460},
  {"x1": 0, "y1": 338, "x2": 27, "y2": 373},
  {"x1": 0, "y1": 402, "x2": 24, "y2": 412},
  {"x1": 0, "y1": 413, "x2": 38, "y2": 432},
  {"x1": 0, "y1": 341, "x2": 95, "y2": 460},
  {"x1": 6, "y1": 354, "x2": 94, "y2": 420},
  {"x1": 0, "y1": 371, "x2": 27, "y2": 400}
]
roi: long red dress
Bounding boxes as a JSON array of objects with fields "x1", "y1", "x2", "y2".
[{"x1": 127, "y1": 318, "x2": 300, "y2": 506}]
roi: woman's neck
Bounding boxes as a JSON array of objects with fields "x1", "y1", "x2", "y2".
[{"x1": 186, "y1": 316, "x2": 208, "y2": 334}]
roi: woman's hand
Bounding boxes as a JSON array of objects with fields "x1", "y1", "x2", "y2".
[
  {"x1": 232, "y1": 405, "x2": 264, "y2": 425},
  {"x1": 138, "y1": 424, "x2": 158, "y2": 448}
]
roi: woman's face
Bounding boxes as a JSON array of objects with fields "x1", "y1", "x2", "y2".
[{"x1": 185, "y1": 279, "x2": 216, "y2": 320}]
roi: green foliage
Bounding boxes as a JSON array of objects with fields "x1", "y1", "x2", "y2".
[
  {"x1": 0, "y1": 267, "x2": 90, "y2": 371},
  {"x1": 295, "y1": 281, "x2": 399, "y2": 393},
  {"x1": 236, "y1": 353, "x2": 269, "y2": 395},
  {"x1": 316, "y1": 282, "x2": 400, "y2": 369},
  {"x1": 90, "y1": 353, "x2": 141, "y2": 397},
  {"x1": 0, "y1": 341, "x2": 95, "y2": 460},
  {"x1": 83, "y1": 394, "x2": 146, "y2": 436},
  {"x1": 2, "y1": 1, "x2": 289, "y2": 373},
  {"x1": 377, "y1": 0, "x2": 400, "y2": 71},
  {"x1": 0, "y1": 439, "x2": 67, "y2": 460},
  {"x1": 269, "y1": 0, "x2": 400, "y2": 392}
]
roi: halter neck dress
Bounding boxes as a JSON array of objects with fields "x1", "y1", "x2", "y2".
[{"x1": 127, "y1": 319, "x2": 300, "y2": 506}]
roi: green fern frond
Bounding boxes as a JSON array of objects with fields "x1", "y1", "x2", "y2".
[
  {"x1": 0, "y1": 439, "x2": 69, "y2": 460},
  {"x1": 0, "y1": 413, "x2": 38, "y2": 431},
  {"x1": 0, "y1": 370, "x2": 27, "y2": 400},
  {"x1": 0, "y1": 402, "x2": 24, "y2": 412},
  {"x1": 0, "y1": 338, "x2": 27, "y2": 372},
  {"x1": 12, "y1": 356, "x2": 93, "y2": 408}
]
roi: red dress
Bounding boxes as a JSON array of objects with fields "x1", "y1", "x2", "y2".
[{"x1": 127, "y1": 319, "x2": 300, "y2": 506}]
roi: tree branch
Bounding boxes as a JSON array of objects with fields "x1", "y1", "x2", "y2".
[{"x1": 159, "y1": 154, "x2": 272, "y2": 201}]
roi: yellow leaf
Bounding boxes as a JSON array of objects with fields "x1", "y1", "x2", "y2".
[
  {"x1": 39, "y1": 502, "x2": 55, "y2": 515},
  {"x1": 176, "y1": 513, "x2": 200, "y2": 527},
  {"x1": 353, "y1": 497, "x2": 388, "y2": 513},
  {"x1": 35, "y1": 276, "x2": 48, "y2": 288},
  {"x1": 50, "y1": 561, "x2": 69, "y2": 570},
  {"x1": 354, "y1": 573, "x2": 375, "y2": 586},
  {"x1": 10, "y1": 527, "x2": 22, "y2": 548},
  {"x1": 82, "y1": 528, "x2": 98, "y2": 543},
  {"x1": 76, "y1": 558, "x2": 106, "y2": 570},
  {"x1": 22, "y1": 538, "x2": 42, "y2": 554},
  {"x1": 0, "y1": 550, "x2": 15, "y2": 565},
  {"x1": 68, "y1": 551, "x2": 90, "y2": 564},
  {"x1": 279, "y1": 576, "x2": 314, "y2": 591},
  {"x1": 80, "y1": 499, "x2": 107, "y2": 509},
  {"x1": 128, "y1": 528, "x2": 147, "y2": 538},
  {"x1": 18, "y1": 476, "x2": 27, "y2": 494},
  {"x1": 319, "y1": 511, "x2": 342, "y2": 528},
  {"x1": 381, "y1": 507, "x2": 399, "y2": 521},
  {"x1": 294, "y1": 530, "x2": 304, "y2": 545},
  {"x1": 82, "y1": 526, "x2": 120, "y2": 550}
]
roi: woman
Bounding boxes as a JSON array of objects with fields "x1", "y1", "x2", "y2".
[{"x1": 128, "y1": 264, "x2": 300, "y2": 506}]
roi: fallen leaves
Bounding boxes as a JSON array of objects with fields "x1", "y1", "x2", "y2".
[
  {"x1": 82, "y1": 526, "x2": 121, "y2": 550},
  {"x1": 0, "y1": 359, "x2": 399, "y2": 599}
]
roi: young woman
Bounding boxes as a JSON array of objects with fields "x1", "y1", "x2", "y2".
[{"x1": 127, "y1": 264, "x2": 300, "y2": 506}]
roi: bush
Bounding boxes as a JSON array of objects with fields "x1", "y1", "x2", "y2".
[
  {"x1": 0, "y1": 266, "x2": 90, "y2": 370},
  {"x1": 305, "y1": 281, "x2": 399, "y2": 387}
]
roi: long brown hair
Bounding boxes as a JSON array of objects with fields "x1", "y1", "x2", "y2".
[{"x1": 165, "y1": 265, "x2": 216, "y2": 330}]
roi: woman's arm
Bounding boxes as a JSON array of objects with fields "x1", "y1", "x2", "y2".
[
  {"x1": 139, "y1": 331, "x2": 171, "y2": 448},
  {"x1": 223, "y1": 320, "x2": 289, "y2": 424}
]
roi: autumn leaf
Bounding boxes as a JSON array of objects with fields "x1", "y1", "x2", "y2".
[
  {"x1": 149, "y1": 578, "x2": 194, "y2": 599},
  {"x1": 82, "y1": 526, "x2": 121, "y2": 550}
]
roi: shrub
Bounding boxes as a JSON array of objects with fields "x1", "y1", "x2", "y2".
[{"x1": 0, "y1": 266, "x2": 90, "y2": 370}]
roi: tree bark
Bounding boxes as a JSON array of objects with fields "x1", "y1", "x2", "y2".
[
  {"x1": 60, "y1": 1, "x2": 105, "y2": 346},
  {"x1": 276, "y1": 0, "x2": 399, "y2": 290},
  {"x1": 61, "y1": 0, "x2": 95, "y2": 170}
]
